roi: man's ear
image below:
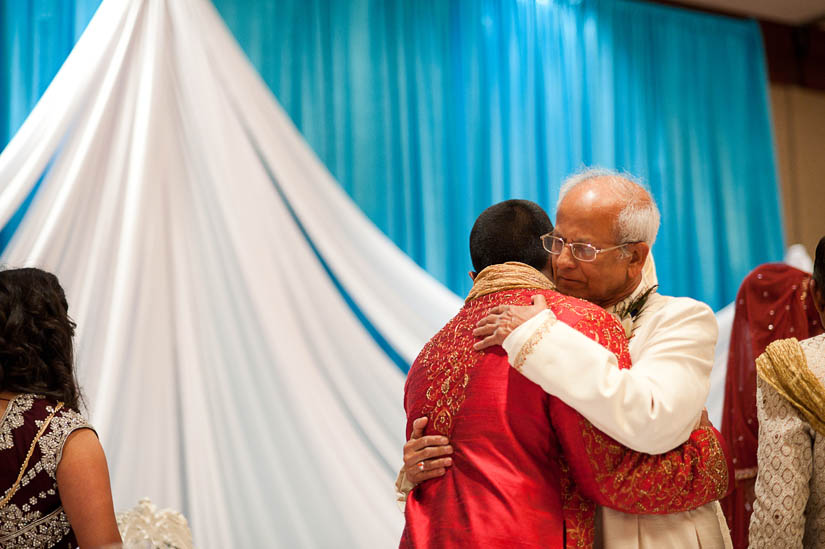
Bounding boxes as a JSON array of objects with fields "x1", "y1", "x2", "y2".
[
  {"x1": 469, "y1": 271, "x2": 477, "y2": 281},
  {"x1": 627, "y1": 242, "x2": 650, "y2": 278}
]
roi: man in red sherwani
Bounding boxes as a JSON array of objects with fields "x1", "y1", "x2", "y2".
[{"x1": 400, "y1": 200, "x2": 733, "y2": 548}]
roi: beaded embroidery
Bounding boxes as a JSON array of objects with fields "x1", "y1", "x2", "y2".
[{"x1": 0, "y1": 395, "x2": 93, "y2": 548}]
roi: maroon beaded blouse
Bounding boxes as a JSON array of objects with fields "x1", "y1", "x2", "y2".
[{"x1": 0, "y1": 394, "x2": 94, "y2": 548}]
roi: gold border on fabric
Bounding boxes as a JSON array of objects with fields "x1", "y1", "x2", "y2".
[
  {"x1": 513, "y1": 313, "x2": 557, "y2": 373},
  {"x1": 756, "y1": 337, "x2": 825, "y2": 437},
  {"x1": 465, "y1": 262, "x2": 554, "y2": 303}
]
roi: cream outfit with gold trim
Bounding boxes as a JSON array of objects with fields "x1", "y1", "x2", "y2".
[{"x1": 749, "y1": 333, "x2": 825, "y2": 548}]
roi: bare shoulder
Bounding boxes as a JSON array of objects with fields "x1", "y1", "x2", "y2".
[
  {"x1": 58, "y1": 427, "x2": 106, "y2": 478},
  {"x1": 62, "y1": 427, "x2": 102, "y2": 453}
]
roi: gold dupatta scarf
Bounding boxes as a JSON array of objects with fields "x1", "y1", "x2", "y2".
[
  {"x1": 465, "y1": 262, "x2": 555, "y2": 303},
  {"x1": 756, "y1": 338, "x2": 825, "y2": 436}
]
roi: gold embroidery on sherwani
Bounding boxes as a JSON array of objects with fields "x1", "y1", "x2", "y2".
[
  {"x1": 419, "y1": 292, "x2": 519, "y2": 435},
  {"x1": 579, "y1": 423, "x2": 729, "y2": 513},
  {"x1": 418, "y1": 263, "x2": 555, "y2": 435},
  {"x1": 757, "y1": 338, "x2": 825, "y2": 436}
]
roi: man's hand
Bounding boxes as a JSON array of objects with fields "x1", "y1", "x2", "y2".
[
  {"x1": 404, "y1": 417, "x2": 453, "y2": 484},
  {"x1": 473, "y1": 294, "x2": 547, "y2": 351}
]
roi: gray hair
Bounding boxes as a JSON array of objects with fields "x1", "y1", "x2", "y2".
[{"x1": 557, "y1": 167, "x2": 660, "y2": 247}]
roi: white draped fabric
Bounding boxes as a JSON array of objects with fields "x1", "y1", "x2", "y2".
[{"x1": 0, "y1": 0, "x2": 461, "y2": 546}]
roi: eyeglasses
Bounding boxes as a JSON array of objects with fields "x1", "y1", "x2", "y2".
[{"x1": 540, "y1": 233, "x2": 633, "y2": 262}]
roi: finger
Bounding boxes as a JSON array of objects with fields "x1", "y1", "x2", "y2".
[
  {"x1": 406, "y1": 445, "x2": 454, "y2": 465},
  {"x1": 487, "y1": 305, "x2": 509, "y2": 315},
  {"x1": 422, "y1": 457, "x2": 453, "y2": 470},
  {"x1": 407, "y1": 456, "x2": 453, "y2": 474},
  {"x1": 475, "y1": 314, "x2": 499, "y2": 328},
  {"x1": 531, "y1": 294, "x2": 547, "y2": 308},
  {"x1": 408, "y1": 468, "x2": 447, "y2": 483},
  {"x1": 472, "y1": 324, "x2": 497, "y2": 337},
  {"x1": 473, "y1": 333, "x2": 503, "y2": 351},
  {"x1": 406, "y1": 435, "x2": 450, "y2": 451},
  {"x1": 404, "y1": 435, "x2": 450, "y2": 455},
  {"x1": 407, "y1": 457, "x2": 453, "y2": 479},
  {"x1": 410, "y1": 417, "x2": 428, "y2": 439}
]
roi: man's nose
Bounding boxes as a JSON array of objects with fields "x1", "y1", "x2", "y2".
[{"x1": 555, "y1": 245, "x2": 577, "y2": 270}]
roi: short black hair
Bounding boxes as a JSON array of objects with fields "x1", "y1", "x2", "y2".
[
  {"x1": 814, "y1": 236, "x2": 825, "y2": 292},
  {"x1": 469, "y1": 199, "x2": 553, "y2": 273}
]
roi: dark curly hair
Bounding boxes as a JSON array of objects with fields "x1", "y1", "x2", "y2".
[{"x1": 0, "y1": 268, "x2": 81, "y2": 410}]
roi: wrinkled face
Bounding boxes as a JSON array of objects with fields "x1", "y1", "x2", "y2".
[{"x1": 551, "y1": 183, "x2": 645, "y2": 308}]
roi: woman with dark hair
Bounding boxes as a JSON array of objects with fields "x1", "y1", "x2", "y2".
[{"x1": 0, "y1": 268, "x2": 121, "y2": 548}]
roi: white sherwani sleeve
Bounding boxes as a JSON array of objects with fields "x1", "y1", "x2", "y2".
[{"x1": 502, "y1": 296, "x2": 717, "y2": 454}]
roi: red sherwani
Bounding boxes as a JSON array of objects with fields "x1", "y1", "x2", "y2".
[{"x1": 400, "y1": 266, "x2": 733, "y2": 548}]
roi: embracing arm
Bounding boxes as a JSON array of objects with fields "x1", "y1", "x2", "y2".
[
  {"x1": 394, "y1": 417, "x2": 453, "y2": 510},
  {"x1": 57, "y1": 429, "x2": 122, "y2": 547},
  {"x1": 552, "y1": 398, "x2": 733, "y2": 514},
  {"x1": 504, "y1": 298, "x2": 716, "y2": 454}
]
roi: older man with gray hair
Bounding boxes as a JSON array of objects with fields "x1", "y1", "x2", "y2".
[
  {"x1": 475, "y1": 168, "x2": 729, "y2": 547},
  {"x1": 403, "y1": 168, "x2": 732, "y2": 548}
]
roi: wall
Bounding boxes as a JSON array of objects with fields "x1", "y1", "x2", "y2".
[{"x1": 770, "y1": 84, "x2": 825, "y2": 257}]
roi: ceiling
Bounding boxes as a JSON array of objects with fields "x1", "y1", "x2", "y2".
[{"x1": 668, "y1": 0, "x2": 825, "y2": 25}]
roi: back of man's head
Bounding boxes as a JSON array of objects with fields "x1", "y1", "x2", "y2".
[{"x1": 469, "y1": 199, "x2": 553, "y2": 273}]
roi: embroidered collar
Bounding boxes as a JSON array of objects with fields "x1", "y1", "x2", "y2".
[{"x1": 466, "y1": 262, "x2": 555, "y2": 303}]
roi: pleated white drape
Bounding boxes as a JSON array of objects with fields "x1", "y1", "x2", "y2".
[{"x1": 0, "y1": 0, "x2": 461, "y2": 546}]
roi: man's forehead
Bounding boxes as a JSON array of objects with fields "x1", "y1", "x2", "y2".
[
  {"x1": 560, "y1": 178, "x2": 626, "y2": 209},
  {"x1": 552, "y1": 223, "x2": 600, "y2": 242},
  {"x1": 554, "y1": 202, "x2": 619, "y2": 244}
]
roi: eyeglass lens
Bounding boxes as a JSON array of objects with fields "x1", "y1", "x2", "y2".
[{"x1": 543, "y1": 235, "x2": 597, "y2": 261}]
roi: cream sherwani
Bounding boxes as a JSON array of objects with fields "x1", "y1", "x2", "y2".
[
  {"x1": 503, "y1": 279, "x2": 731, "y2": 548},
  {"x1": 749, "y1": 333, "x2": 825, "y2": 548}
]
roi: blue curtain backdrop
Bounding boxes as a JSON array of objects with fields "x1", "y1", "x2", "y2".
[
  {"x1": 0, "y1": 0, "x2": 99, "y2": 145},
  {"x1": 1, "y1": 0, "x2": 784, "y2": 311}
]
